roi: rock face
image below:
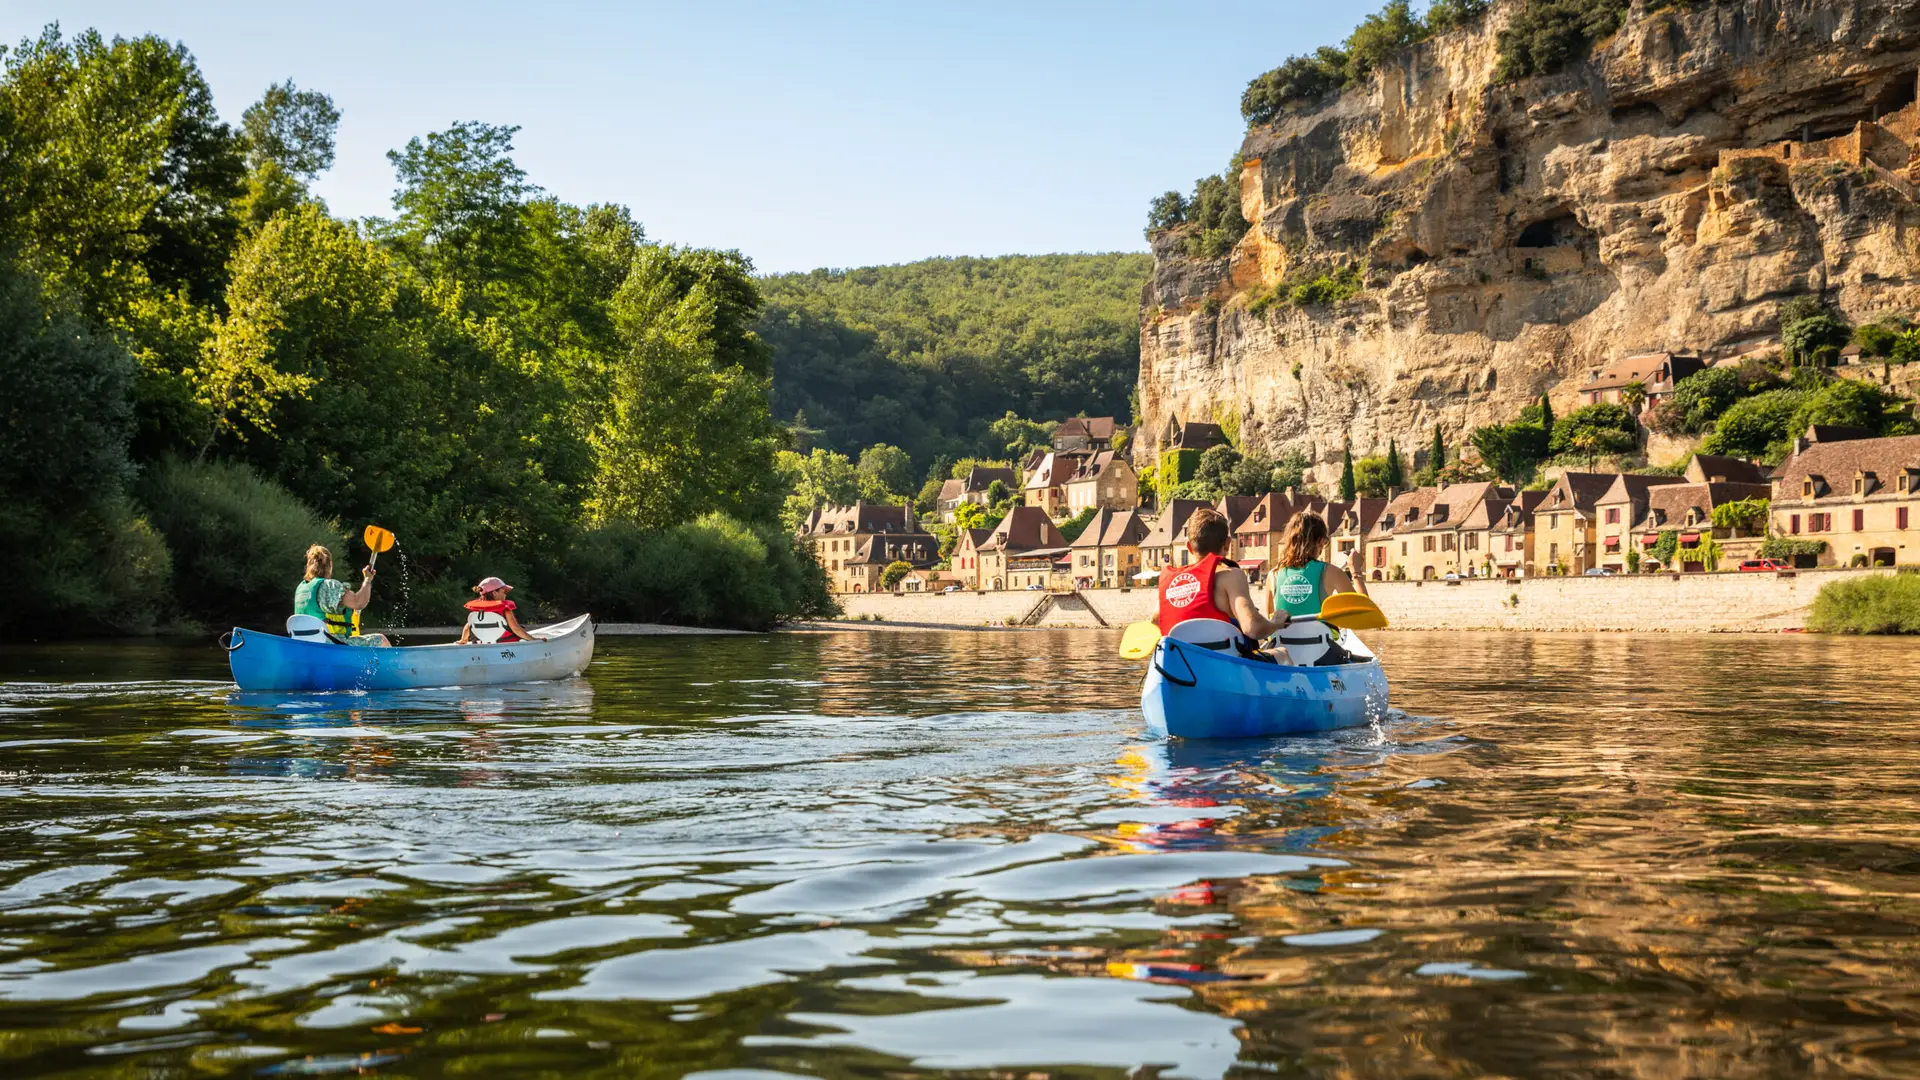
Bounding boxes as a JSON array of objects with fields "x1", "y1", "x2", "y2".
[{"x1": 1139, "y1": 0, "x2": 1920, "y2": 477}]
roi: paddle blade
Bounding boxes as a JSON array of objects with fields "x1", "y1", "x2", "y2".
[
  {"x1": 1316, "y1": 592, "x2": 1389, "y2": 631},
  {"x1": 1118, "y1": 621, "x2": 1162, "y2": 660},
  {"x1": 363, "y1": 525, "x2": 395, "y2": 554}
]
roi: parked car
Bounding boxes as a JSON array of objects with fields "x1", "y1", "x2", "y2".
[
  {"x1": 1584, "y1": 567, "x2": 1616, "y2": 576},
  {"x1": 942, "y1": 585, "x2": 962, "y2": 593},
  {"x1": 1442, "y1": 572, "x2": 1461, "y2": 581},
  {"x1": 1737, "y1": 559, "x2": 1789, "y2": 572}
]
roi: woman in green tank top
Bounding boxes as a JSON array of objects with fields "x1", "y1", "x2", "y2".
[{"x1": 1266, "y1": 511, "x2": 1366, "y2": 662}]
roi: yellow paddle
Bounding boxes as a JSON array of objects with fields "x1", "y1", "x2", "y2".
[
  {"x1": 353, "y1": 525, "x2": 396, "y2": 636},
  {"x1": 1116, "y1": 592, "x2": 1389, "y2": 659}
]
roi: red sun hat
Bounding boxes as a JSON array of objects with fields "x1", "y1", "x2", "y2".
[{"x1": 472, "y1": 576, "x2": 514, "y2": 594}]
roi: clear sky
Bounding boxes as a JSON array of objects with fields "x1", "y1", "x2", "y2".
[{"x1": 2, "y1": 2, "x2": 1358, "y2": 273}]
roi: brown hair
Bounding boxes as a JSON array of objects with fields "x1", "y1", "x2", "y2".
[
  {"x1": 1186, "y1": 508, "x2": 1231, "y2": 556},
  {"x1": 1278, "y1": 512, "x2": 1329, "y2": 569},
  {"x1": 303, "y1": 544, "x2": 333, "y2": 581}
]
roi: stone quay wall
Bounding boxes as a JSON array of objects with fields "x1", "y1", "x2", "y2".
[{"x1": 832, "y1": 569, "x2": 1888, "y2": 632}]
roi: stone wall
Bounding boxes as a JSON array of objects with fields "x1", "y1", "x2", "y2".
[
  {"x1": 836, "y1": 569, "x2": 1888, "y2": 632},
  {"x1": 1363, "y1": 568, "x2": 1892, "y2": 632}
]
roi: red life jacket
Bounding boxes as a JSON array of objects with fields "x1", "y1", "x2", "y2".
[
  {"x1": 1157, "y1": 553, "x2": 1239, "y2": 632},
  {"x1": 463, "y1": 598, "x2": 521, "y2": 642}
]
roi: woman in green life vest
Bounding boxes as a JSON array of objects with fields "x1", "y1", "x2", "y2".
[
  {"x1": 293, "y1": 544, "x2": 390, "y2": 647},
  {"x1": 1267, "y1": 512, "x2": 1364, "y2": 665}
]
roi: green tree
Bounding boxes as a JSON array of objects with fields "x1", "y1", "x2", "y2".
[
  {"x1": 1549, "y1": 404, "x2": 1637, "y2": 459},
  {"x1": 1057, "y1": 506, "x2": 1098, "y2": 543},
  {"x1": 856, "y1": 443, "x2": 914, "y2": 502},
  {"x1": 986, "y1": 478, "x2": 1014, "y2": 511},
  {"x1": 1470, "y1": 421, "x2": 1549, "y2": 484},
  {"x1": 988, "y1": 412, "x2": 1055, "y2": 462},
  {"x1": 1353, "y1": 456, "x2": 1390, "y2": 497},
  {"x1": 777, "y1": 448, "x2": 860, "y2": 529},
  {"x1": 241, "y1": 79, "x2": 340, "y2": 179},
  {"x1": 881, "y1": 561, "x2": 913, "y2": 590},
  {"x1": 1429, "y1": 424, "x2": 1446, "y2": 474},
  {"x1": 1339, "y1": 444, "x2": 1357, "y2": 501},
  {"x1": 1701, "y1": 389, "x2": 1809, "y2": 462},
  {"x1": 1385, "y1": 440, "x2": 1406, "y2": 490},
  {"x1": 953, "y1": 501, "x2": 988, "y2": 532}
]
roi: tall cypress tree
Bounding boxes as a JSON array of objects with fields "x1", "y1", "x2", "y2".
[
  {"x1": 1385, "y1": 439, "x2": 1405, "y2": 490},
  {"x1": 1339, "y1": 442, "x2": 1356, "y2": 501},
  {"x1": 1539, "y1": 393, "x2": 1554, "y2": 440},
  {"x1": 1430, "y1": 425, "x2": 1446, "y2": 476}
]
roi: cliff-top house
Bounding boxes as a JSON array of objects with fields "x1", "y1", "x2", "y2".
[{"x1": 1770, "y1": 428, "x2": 1920, "y2": 568}]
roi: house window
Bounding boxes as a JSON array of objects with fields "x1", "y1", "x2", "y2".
[
  {"x1": 1606, "y1": 508, "x2": 1619, "y2": 524},
  {"x1": 1466, "y1": 533, "x2": 1478, "y2": 551},
  {"x1": 1401, "y1": 541, "x2": 1408, "y2": 556},
  {"x1": 1549, "y1": 514, "x2": 1560, "y2": 530},
  {"x1": 1803, "y1": 480, "x2": 1815, "y2": 498},
  {"x1": 1505, "y1": 535, "x2": 1514, "y2": 552},
  {"x1": 1901, "y1": 507, "x2": 1910, "y2": 531},
  {"x1": 1790, "y1": 514, "x2": 1800, "y2": 535},
  {"x1": 1424, "y1": 536, "x2": 1435, "y2": 552},
  {"x1": 1443, "y1": 535, "x2": 1455, "y2": 552},
  {"x1": 1854, "y1": 508, "x2": 1865, "y2": 532},
  {"x1": 1375, "y1": 545, "x2": 1386, "y2": 565}
]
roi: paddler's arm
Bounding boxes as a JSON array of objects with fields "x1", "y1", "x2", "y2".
[
  {"x1": 1323, "y1": 560, "x2": 1365, "y2": 597},
  {"x1": 503, "y1": 609, "x2": 533, "y2": 640},
  {"x1": 341, "y1": 566, "x2": 376, "y2": 611},
  {"x1": 1217, "y1": 567, "x2": 1282, "y2": 640}
]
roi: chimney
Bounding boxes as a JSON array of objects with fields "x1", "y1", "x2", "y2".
[
  {"x1": 904, "y1": 500, "x2": 915, "y2": 532},
  {"x1": 1792, "y1": 435, "x2": 1810, "y2": 457}
]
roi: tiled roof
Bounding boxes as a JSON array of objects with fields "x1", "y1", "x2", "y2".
[
  {"x1": 1334, "y1": 497, "x2": 1389, "y2": 535},
  {"x1": 937, "y1": 478, "x2": 965, "y2": 503},
  {"x1": 1639, "y1": 481, "x2": 1772, "y2": 528},
  {"x1": 1165, "y1": 420, "x2": 1227, "y2": 451},
  {"x1": 1685, "y1": 454, "x2": 1767, "y2": 485},
  {"x1": 983, "y1": 506, "x2": 1069, "y2": 552},
  {"x1": 1542, "y1": 472, "x2": 1629, "y2": 516},
  {"x1": 960, "y1": 466, "x2": 1018, "y2": 494},
  {"x1": 1214, "y1": 495, "x2": 1263, "y2": 531},
  {"x1": 799, "y1": 501, "x2": 917, "y2": 537},
  {"x1": 1592, "y1": 473, "x2": 1689, "y2": 520},
  {"x1": 1772, "y1": 434, "x2": 1920, "y2": 505},
  {"x1": 1055, "y1": 416, "x2": 1117, "y2": 440},
  {"x1": 1067, "y1": 450, "x2": 1126, "y2": 483},
  {"x1": 1579, "y1": 353, "x2": 1702, "y2": 392},
  {"x1": 844, "y1": 532, "x2": 940, "y2": 567},
  {"x1": 1024, "y1": 451, "x2": 1090, "y2": 491},
  {"x1": 1070, "y1": 508, "x2": 1150, "y2": 549},
  {"x1": 1140, "y1": 499, "x2": 1211, "y2": 549}
]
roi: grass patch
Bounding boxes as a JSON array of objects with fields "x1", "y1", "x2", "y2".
[{"x1": 1806, "y1": 573, "x2": 1920, "y2": 635}]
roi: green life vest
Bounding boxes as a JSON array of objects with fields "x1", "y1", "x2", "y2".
[
  {"x1": 1271, "y1": 559, "x2": 1328, "y2": 620},
  {"x1": 294, "y1": 578, "x2": 351, "y2": 636}
]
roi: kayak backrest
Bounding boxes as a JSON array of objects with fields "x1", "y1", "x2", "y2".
[
  {"x1": 286, "y1": 614, "x2": 327, "y2": 641},
  {"x1": 1165, "y1": 619, "x2": 1245, "y2": 651}
]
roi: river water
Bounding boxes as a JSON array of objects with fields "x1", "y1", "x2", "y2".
[{"x1": 2, "y1": 630, "x2": 1918, "y2": 1078}]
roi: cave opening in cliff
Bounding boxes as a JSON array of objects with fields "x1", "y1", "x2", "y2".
[
  {"x1": 1872, "y1": 74, "x2": 1917, "y2": 120},
  {"x1": 1515, "y1": 213, "x2": 1590, "y2": 249}
]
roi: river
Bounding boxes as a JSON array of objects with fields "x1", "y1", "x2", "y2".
[{"x1": 1, "y1": 630, "x2": 1917, "y2": 1078}]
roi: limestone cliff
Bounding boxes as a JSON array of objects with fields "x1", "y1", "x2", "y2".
[{"x1": 1140, "y1": 0, "x2": 1920, "y2": 477}]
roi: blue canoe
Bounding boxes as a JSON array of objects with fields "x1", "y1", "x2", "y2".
[
  {"x1": 1141, "y1": 630, "x2": 1389, "y2": 739},
  {"x1": 225, "y1": 614, "x2": 595, "y2": 692}
]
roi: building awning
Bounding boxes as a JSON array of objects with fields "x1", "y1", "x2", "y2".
[
  {"x1": 1604, "y1": 536, "x2": 1621, "y2": 551},
  {"x1": 1238, "y1": 558, "x2": 1265, "y2": 569},
  {"x1": 1133, "y1": 570, "x2": 1159, "y2": 582},
  {"x1": 1640, "y1": 534, "x2": 1659, "y2": 547},
  {"x1": 1680, "y1": 532, "x2": 1702, "y2": 545}
]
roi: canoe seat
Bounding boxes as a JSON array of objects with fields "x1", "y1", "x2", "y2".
[{"x1": 286, "y1": 614, "x2": 327, "y2": 641}]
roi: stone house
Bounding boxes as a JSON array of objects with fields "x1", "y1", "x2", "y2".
[
  {"x1": 1068, "y1": 508, "x2": 1150, "y2": 589},
  {"x1": 936, "y1": 465, "x2": 1018, "y2": 523},
  {"x1": 1232, "y1": 490, "x2": 1332, "y2": 578},
  {"x1": 1062, "y1": 450, "x2": 1140, "y2": 515},
  {"x1": 976, "y1": 506, "x2": 1070, "y2": 590},
  {"x1": 1486, "y1": 491, "x2": 1546, "y2": 578},
  {"x1": 1333, "y1": 497, "x2": 1389, "y2": 577},
  {"x1": 1770, "y1": 431, "x2": 1920, "y2": 567},
  {"x1": 1534, "y1": 472, "x2": 1684, "y2": 575},
  {"x1": 1576, "y1": 353, "x2": 1705, "y2": 410},
  {"x1": 1628, "y1": 481, "x2": 1773, "y2": 571},
  {"x1": 899, "y1": 568, "x2": 965, "y2": 593},
  {"x1": 1138, "y1": 499, "x2": 1213, "y2": 574},
  {"x1": 950, "y1": 527, "x2": 994, "y2": 591},
  {"x1": 1590, "y1": 474, "x2": 1705, "y2": 572},
  {"x1": 1052, "y1": 416, "x2": 1117, "y2": 453},
  {"x1": 1369, "y1": 482, "x2": 1509, "y2": 580},
  {"x1": 1022, "y1": 451, "x2": 1089, "y2": 518},
  {"x1": 797, "y1": 502, "x2": 939, "y2": 594}
]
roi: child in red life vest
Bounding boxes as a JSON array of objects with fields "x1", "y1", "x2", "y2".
[{"x1": 458, "y1": 576, "x2": 535, "y2": 644}]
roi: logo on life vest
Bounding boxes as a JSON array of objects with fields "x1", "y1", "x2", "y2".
[
  {"x1": 1278, "y1": 579, "x2": 1313, "y2": 605},
  {"x1": 1165, "y1": 572, "x2": 1204, "y2": 608}
]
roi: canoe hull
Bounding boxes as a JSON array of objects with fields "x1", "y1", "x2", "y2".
[
  {"x1": 226, "y1": 615, "x2": 595, "y2": 692},
  {"x1": 1141, "y1": 631, "x2": 1389, "y2": 740}
]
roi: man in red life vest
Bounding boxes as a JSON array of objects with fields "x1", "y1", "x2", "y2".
[{"x1": 1155, "y1": 508, "x2": 1285, "y2": 646}]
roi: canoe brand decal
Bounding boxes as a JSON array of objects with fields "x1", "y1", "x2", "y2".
[
  {"x1": 1165, "y1": 571, "x2": 1204, "y2": 608},
  {"x1": 1278, "y1": 579, "x2": 1313, "y2": 605}
]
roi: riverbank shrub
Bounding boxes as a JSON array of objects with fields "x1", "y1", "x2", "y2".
[
  {"x1": 138, "y1": 458, "x2": 344, "y2": 626},
  {"x1": 558, "y1": 514, "x2": 837, "y2": 630},
  {"x1": 1807, "y1": 573, "x2": 1920, "y2": 634}
]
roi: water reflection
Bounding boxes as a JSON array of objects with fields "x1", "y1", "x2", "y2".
[{"x1": 0, "y1": 630, "x2": 1918, "y2": 1078}]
